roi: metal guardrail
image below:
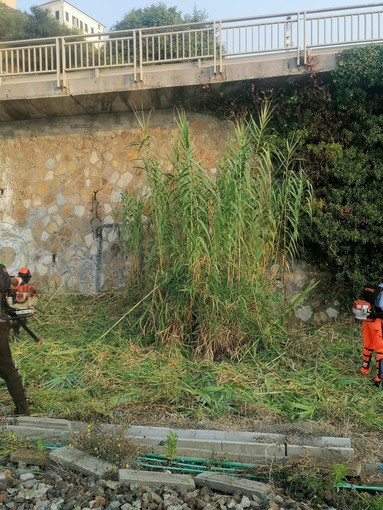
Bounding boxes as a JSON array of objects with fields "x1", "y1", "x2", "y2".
[{"x1": 1, "y1": 3, "x2": 383, "y2": 87}]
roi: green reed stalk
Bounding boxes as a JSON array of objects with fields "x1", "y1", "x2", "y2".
[{"x1": 117, "y1": 106, "x2": 311, "y2": 359}]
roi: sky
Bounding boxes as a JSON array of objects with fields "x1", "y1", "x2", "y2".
[{"x1": 15, "y1": 0, "x2": 379, "y2": 29}]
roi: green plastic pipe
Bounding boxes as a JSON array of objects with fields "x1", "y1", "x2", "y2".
[
  {"x1": 132, "y1": 459, "x2": 237, "y2": 473},
  {"x1": 132, "y1": 457, "x2": 267, "y2": 480},
  {"x1": 134, "y1": 456, "x2": 248, "y2": 471},
  {"x1": 132, "y1": 454, "x2": 267, "y2": 473},
  {"x1": 42, "y1": 444, "x2": 63, "y2": 450},
  {"x1": 146, "y1": 464, "x2": 235, "y2": 474},
  {"x1": 337, "y1": 482, "x2": 383, "y2": 492},
  {"x1": 133, "y1": 463, "x2": 205, "y2": 474},
  {"x1": 139, "y1": 453, "x2": 258, "y2": 469}
]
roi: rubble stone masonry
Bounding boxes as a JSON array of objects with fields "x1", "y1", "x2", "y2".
[{"x1": 0, "y1": 110, "x2": 232, "y2": 293}]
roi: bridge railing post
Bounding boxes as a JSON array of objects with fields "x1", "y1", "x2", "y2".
[
  {"x1": 296, "y1": 13, "x2": 300, "y2": 65},
  {"x1": 303, "y1": 11, "x2": 307, "y2": 64},
  {"x1": 219, "y1": 20, "x2": 223, "y2": 74},
  {"x1": 213, "y1": 21, "x2": 217, "y2": 74},
  {"x1": 61, "y1": 37, "x2": 67, "y2": 89},
  {"x1": 133, "y1": 30, "x2": 137, "y2": 82},
  {"x1": 55, "y1": 37, "x2": 61, "y2": 88},
  {"x1": 139, "y1": 29, "x2": 143, "y2": 82}
]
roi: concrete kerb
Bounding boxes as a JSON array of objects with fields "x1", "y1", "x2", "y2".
[
  {"x1": 45, "y1": 447, "x2": 271, "y2": 499},
  {"x1": 49, "y1": 447, "x2": 118, "y2": 479},
  {"x1": 195, "y1": 472, "x2": 272, "y2": 500},
  {"x1": 119, "y1": 469, "x2": 195, "y2": 490},
  {"x1": 6, "y1": 417, "x2": 71, "y2": 444},
  {"x1": 45, "y1": 448, "x2": 270, "y2": 497},
  {"x1": 4, "y1": 417, "x2": 355, "y2": 464}
]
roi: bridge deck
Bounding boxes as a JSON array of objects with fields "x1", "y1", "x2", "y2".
[{"x1": 1, "y1": 3, "x2": 383, "y2": 121}]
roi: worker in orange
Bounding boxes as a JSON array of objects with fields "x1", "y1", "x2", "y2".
[
  {"x1": 360, "y1": 282, "x2": 383, "y2": 388},
  {"x1": 16, "y1": 267, "x2": 32, "y2": 285},
  {"x1": 10, "y1": 267, "x2": 33, "y2": 340}
]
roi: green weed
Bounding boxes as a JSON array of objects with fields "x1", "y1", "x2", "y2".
[
  {"x1": 69, "y1": 423, "x2": 142, "y2": 468},
  {"x1": 165, "y1": 431, "x2": 178, "y2": 463},
  {"x1": 0, "y1": 430, "x2": 37, "y2": 462},
  {"x1": 282, "y1": 463, "x2": 348, "y2": 504},
  {"x1": 348, "y1": 493, "x2": 383, "y2": 510}
]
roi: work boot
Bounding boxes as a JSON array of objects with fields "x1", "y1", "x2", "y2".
[
  {"x1": 373, "y1": 379, "x2": 383, "y2": 389},
  {"x1": 360, "y1": 366, "x2": 371, "y2": 375},
  {"x1": 4, "y1": 370, "x2": 30, "y2": 416},
  {"x1": 13, "y1": 400, "x2": 30, "y2": 416}
]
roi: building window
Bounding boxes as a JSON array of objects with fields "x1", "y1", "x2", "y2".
[
  {"x1": 85, "y1": 23, "x2": 88, "y2": 32},
  {"x1": 72, "y1": 15, "x2": 75, "y2": 26},
  {"x1": 80, "y1": 20, "x2": 83, "y2": 30},
  {"x1": 55, "y1": 10, "x2": 59, "y2": 20},
  {"x1": 65, "y1": 12, "x2": 69, "y2": 22},
  {"x1": 91, "y1": 27, "x2": 94, "y2": 33}
]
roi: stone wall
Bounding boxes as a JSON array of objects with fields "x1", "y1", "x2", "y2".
[
  {"x1": 0, "y1": 110, "x2": 232, "y2": 292},
  {"x1": 283, "y1": 260, "x2": 341, "y2": 323}
]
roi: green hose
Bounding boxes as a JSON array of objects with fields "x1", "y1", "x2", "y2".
[
  {"x1": 41, "y1": 444, "x2": 63, "y2": 450},
  {"x1": 142, "y1": 453, "x2": 257, "y2": 469},
  {"x1": 337, "y1": 482, "x2": 383, "y2": 492},
  {"x1": 131, "y1": 454, "x2": 268, "y2": 480}
]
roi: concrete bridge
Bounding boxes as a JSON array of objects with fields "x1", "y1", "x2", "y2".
[{"x1": 1, "y1": 2, "x2": 383, "y2": 122}]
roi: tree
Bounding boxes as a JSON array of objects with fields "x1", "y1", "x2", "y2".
[
  {"x1": 183, "y1": 6, "x2": 209, "y2": 24},
  {"x1": 112, "y1": 2, "x2": 208, "y2": 31},
  {"x1": 110, "y1": 2, "x2": 210, "y2": 64},
  {"x1": 0, "y1": 3, "x2": 29, "y2": 41},
  {"x1": 22, "y1": 6, "x2": 76, "y2": 39},
  {"x1": 0, "y1": 4, "x2": 77, "y2": 42}
]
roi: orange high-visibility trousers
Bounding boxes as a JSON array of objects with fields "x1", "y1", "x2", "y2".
[{"x1": 361, "y1": 318, "x2": 383, "y2": 382}]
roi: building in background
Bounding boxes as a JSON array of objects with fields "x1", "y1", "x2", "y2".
[
  {"x1": 38, "y1": 0, "x2": 105, "y2": 35},
  {"x1": 1, "y1": 0, "x2": 16, "y2": 8}
]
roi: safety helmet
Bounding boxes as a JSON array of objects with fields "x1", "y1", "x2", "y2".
[
  {"x1": 352, "y1": 299, "x2": 371, "y2": 320},
  {"x1": 18, "y1": 267, "x2": 32, "y2": 284}
]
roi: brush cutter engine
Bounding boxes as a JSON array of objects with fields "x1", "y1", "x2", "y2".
[
  {"x1": 5, "y1": 284, "x2": 38, "y2": 318},
  {"x1": 352, "y1": 299, "x2": 371, "y2": 320}
]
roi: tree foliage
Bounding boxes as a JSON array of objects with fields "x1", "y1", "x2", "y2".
[
  {"x1": 22, "y1": 6, "x2": 76, "y2": 39},
  {"x1": 110, "y1": 3, "x2": 211, "y2": 65},
  {"x1": 0, "y1": 3, "x2": 29, "y2": 41},
  {"x1": 0, "y1": 4, "x2": 77, "y2": 41},
  {"x1": 214, "y1": 45, "x2": 383, "y2": 299},
  {"x1": 306, "y1": 46, "x2": 383, "y2": 295},
  {"x1": 112, "y1": 2, "x2": 208, "y2": 31}
]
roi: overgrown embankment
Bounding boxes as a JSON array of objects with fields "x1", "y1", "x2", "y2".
[{"x1": 5, "y1": 292, "x2": 382, "y2": 464}]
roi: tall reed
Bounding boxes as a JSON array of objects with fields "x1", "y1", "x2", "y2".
[{"x1": 117, "y1": 106, "x2": 312, "y2": 359}]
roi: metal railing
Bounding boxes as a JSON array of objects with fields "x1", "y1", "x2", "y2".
[{"x1": 1, "y1": 3, "x2": 383, "y2": 87}]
